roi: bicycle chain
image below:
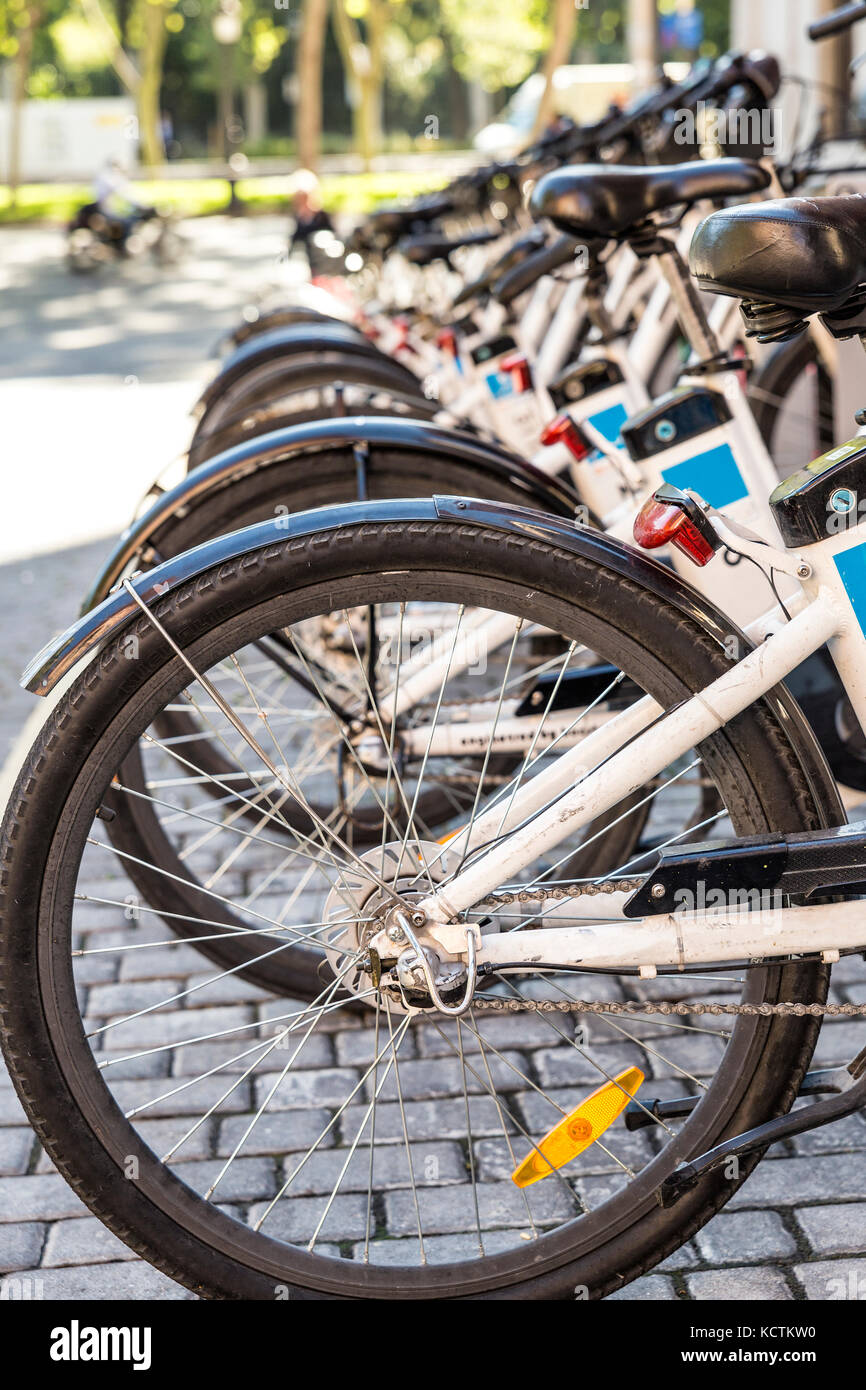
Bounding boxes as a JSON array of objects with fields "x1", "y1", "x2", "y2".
[{"x1": 470, "y1": 877, "x2": 866, "y2": 1019}]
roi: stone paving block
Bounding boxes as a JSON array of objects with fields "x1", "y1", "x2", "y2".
[
  {"x1": 182, "y1": 972, "x2": 272, "y2": 1007},
  {"x1": 384, "y1": 1179, "x2": 574, "y2": 1237},
  {"x1": 656, "y1": 1241, "x2": 699, "y2": 1271},
  {"x1": 334, "y1": 1027, "x2": 418, "y2": 1067},
  {"x1": 794, "y1": 1258, "x2": 866, "y2": 1300},
  {"x1": 259, "y1": 995, "x2": 362, "y2": 1033},
  {"x1": 0, "y1": 1260, "x2": 194, "y2": 1300},
  {"x1": 0, "y1": 1222, "x2": 46, "y2": 1273},
  {"x1": 164, "y1": 1156, "x2": 277, "y2": 1203},
  {"x1": 246, "y1": 1193, "x2": 369, "y2": 1244},
  {"x1": 172, "y1": 1031, "x2": 334, "y2": 1077},
  {"x1": 217, "y1": 1108, "x2": 335, "y2": 1158},
  {"x1": 253, "y1": 1066, "x2": 359, "y2": 1111},
  {"x1": 133, "y1": 1117, "x2": 217, "y2": 1162},
  {"x1": 413, "y1": 1013, "x2": 573, "y2": 1058},
  {"x1": 106, "y1": 1073, "x2": 252, "y2": 1119},
  {"x1": 42, "y1": 1217, "x2": 136, "y2": 1267},
  {"x1": 360, "y1": 1050, "x2": 530, "y2": 1104},
  {"x1": 86, "y1": 980, "x2": 183, "y2": 1018},
  {"x1": 533, "y1": 1042, "x2": 647, "y2": 1089},
  {"x1": 93, "y1": 1049, "x2": 172, "y2": 1081},
  {"x1": 810, "y1": 1021, "x2": 866, "y2": 1068},
  {"x1": 607, "y1": 1274, "x2": 677, "y2": 1300},
  {"x1": 794, "y1": 1204, "x2": 866, "y2": 1257},
  {"x1": 275, "y1": 1140, "x2": 465, "y2": 1198},
  {"x1": 791, "y1": 1109, "x2": 866, "y2": 1155},
  {"x1": 119, "y1": 942, "x2": 216, "y2": 980},
  {"x1": 0, "y1": 1173, "x2": 89, "y2": 1223},
  {"x1": 355, "y1": 1228, "x2": 533, "y2": 1266},
  {"x1": 686, "y1": 1266, "x2": 793, "y2": 1300},
  {"x1": 695, "y1": 1209, "x2": 797, "y2": 1264},
  {"x1": 85, "y1": 1004, "x2": 254, "y2": 1051},
  {"x1": 0, "y1": 1127, "x2": 34, "y2": 1177},
  {"x1": 0, "y1": 1084, "x2": 28, "y2": 1128},
  {"x1": 340, "y1": 1094, "x2": 515, "y2": 1144},
  {"x1": 728, "y1": 1153, "x2": 866, "y2": 1209}
]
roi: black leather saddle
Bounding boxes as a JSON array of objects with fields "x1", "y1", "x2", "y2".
[
  {"x1": 530, "y1": 159, "x2": 770, "y2": 241},
  {"x1": 690, "y1": 195, "x2": 866, "y2": 314}
]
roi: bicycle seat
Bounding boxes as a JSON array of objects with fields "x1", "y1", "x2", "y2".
[
  {"x1": 690, "y1": 195, "x2": 866, "y2": 314},
  {"x1": 530, "y1": 159, "x2": 771, "y2": 241},
  {"x1": 400, "y1": 227, "x2": 500, "y2": 267}
]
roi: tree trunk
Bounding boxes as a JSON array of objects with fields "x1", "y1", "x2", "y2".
[
  {"x1": 6, "y1": 3, "x2": 40, "y2": 203},
  {"x1": 297, "y1": 0, "x2": 329, "y2": 169},
  {"x1": 528, "y1": 0, "x2": 576, "y2": 143},
  {"x1": 332, "y1": 0, "x2": 384, "y2": 168},
  {"x1": 138, "y1": 0, "x2": 167, "y2": 169}
]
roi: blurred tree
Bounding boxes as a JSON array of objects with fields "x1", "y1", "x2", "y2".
[
  {"x1": 79, "y1": 0, "x2": 177, "y2": 166},
  {"x1": 439, "y1": 0, "x2": 548, "y2": 94},
  {"x1": 332, "y1": 0, "x2": 386, "y2": 167},
  {"x1": 296, "y1": 0, "x2": 329, "y2": 168},
  {"x1": 2, "y1": 1, "x2": 44, "y2": 202},
  {"x1": 529, "y1": 0, "x2": 577, "y2": 140}
]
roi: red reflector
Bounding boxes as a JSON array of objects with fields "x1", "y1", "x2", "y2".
[
  {"x1": 436, "y1": 326, "x2": 458, "y2": 356},
  {"x1": 540, "y1": 413, "x2": 590, "y2": 462},
  {"x1": 500, "y1": 351, "x2": 533, "y2": 392},
  {"x1": 633, "y1": 497, "x2": 716, "y2": 567}
]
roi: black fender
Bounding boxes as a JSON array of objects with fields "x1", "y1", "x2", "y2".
[
  {"x1": 194, "y1": 323, "x2": 417, "y2": 415},
  {"x1": 78, "y1": 416, "x2": 584, "y2": 614},
  {"x1": 18, "y1": 491, "x2": 848, "y2": 823},
  {"x1": 216, "y1": 305, "x2": 352, "y2": 355}
]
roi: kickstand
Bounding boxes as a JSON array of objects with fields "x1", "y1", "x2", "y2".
[{"x1": 636, "y1": 1044, "x2": 866, "y2": 1207}]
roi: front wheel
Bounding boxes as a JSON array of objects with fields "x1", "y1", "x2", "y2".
[{"x1": 0, "y1": 511, "x2": 836, "y2": 1298}]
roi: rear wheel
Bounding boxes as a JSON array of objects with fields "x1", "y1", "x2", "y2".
[
  {"x1": 0, "y1": 516, "x2": 833, "y2": 1299},
  {"x1": 107, "y1": 453, "x2": 648, "y2": 995}
]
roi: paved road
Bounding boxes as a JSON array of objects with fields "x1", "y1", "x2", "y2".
[{"x1": 1, "y1": 218, "x2": 865, "y2": 1302}]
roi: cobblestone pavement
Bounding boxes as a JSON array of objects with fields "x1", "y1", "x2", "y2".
[{"x1": 1, "y1": 223, "x2": 866, "y2": 1303}]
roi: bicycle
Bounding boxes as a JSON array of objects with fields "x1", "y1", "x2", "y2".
[{"x1": 5, "y1": 174, "x2": 866, "y2": 1296}]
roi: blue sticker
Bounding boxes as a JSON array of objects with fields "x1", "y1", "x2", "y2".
[
  {"x1": 833, "y1": 540, "x2": 866, "y2": 638},
  {"x1": 486, "y1": 370, "x2": 513, "y2": 399},
  {"x1": 588, "y1": 403, "x2": 628, "y2": 445},
  {"x1": 661, "y1": 444, "x2": 749, "y2": 508}
]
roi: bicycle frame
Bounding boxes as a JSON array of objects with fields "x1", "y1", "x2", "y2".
[{"x1": 401, "y1": 515, "x2": 866, "y2": 973}]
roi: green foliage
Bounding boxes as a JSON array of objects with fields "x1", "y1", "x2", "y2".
[{"x1": 0, "y1": 167, "x2": 448, "y2": 222}]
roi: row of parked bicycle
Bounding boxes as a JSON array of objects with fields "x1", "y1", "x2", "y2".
[{"x1": 5, "y1": 1, "x2": 866, "y2": 1301}]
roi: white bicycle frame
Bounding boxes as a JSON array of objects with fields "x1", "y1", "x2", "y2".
[{"x1": 366, "y1": 510, "x2": 866, "y2": 977}]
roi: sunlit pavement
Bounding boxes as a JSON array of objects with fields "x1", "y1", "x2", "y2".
[{"x1": 1, "y1": 218, "x2": 866, "y2": 1301}]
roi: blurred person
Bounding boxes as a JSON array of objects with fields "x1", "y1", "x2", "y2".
[
  {"x1": 288, "y1": 169, "x2": 338, "y2": 277},
  {"x1": 68, "y1": 158, "x2": 155, "y2": 254}
]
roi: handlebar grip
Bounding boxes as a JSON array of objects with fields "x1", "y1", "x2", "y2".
[{"x1": 808, "y1": 1, "x2": 866, "y2": 40}]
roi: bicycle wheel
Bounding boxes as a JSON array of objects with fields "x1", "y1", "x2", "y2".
[
  {"x1": 187, "y1": 376, "x2": 435, "y2": 471},
  {"x1": 0, "y1": 511, "x2": 835, "y2": 1298},
  {"x1": 105, "y1": 450, "x2": 649, "y2": 996}
]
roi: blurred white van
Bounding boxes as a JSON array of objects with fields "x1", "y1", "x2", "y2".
[{"x1": 473, "y1": 63, "x2": 690, "y2": 155}]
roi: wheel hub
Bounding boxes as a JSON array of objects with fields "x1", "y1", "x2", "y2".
[{"x1": 321, "y1": 840, "x2": 461, "y2": 1013}]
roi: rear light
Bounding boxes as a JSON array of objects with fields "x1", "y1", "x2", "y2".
[
  {"x1": 633, "y1": 486, "x2": 720, "y2": 567},
  {"x1": 540, "y1": 412, "x2": 590, "y2": 462},
  {"x1": 500, "y1": 350, "x2": 533, "y2": 393},
  {"x1": 436, "y1": 326, "x2": 458, "y2": 356}
]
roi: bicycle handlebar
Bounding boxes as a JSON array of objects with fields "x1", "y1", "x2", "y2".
[{"x1": 808, "y1": 1, "x2": 866, "y2": 41}]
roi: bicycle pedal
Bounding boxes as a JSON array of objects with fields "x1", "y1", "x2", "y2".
[{"x1": 511, "y1": 1066, "x2": 644, "y2": 1187}]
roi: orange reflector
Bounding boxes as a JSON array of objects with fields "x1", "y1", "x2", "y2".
[
  {"x1": 511, "y1": 1066, "x2": 644, "y2": 1187},
  {"x1": 437, "y1": 826, "x2": 463, "y2": 846}
]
